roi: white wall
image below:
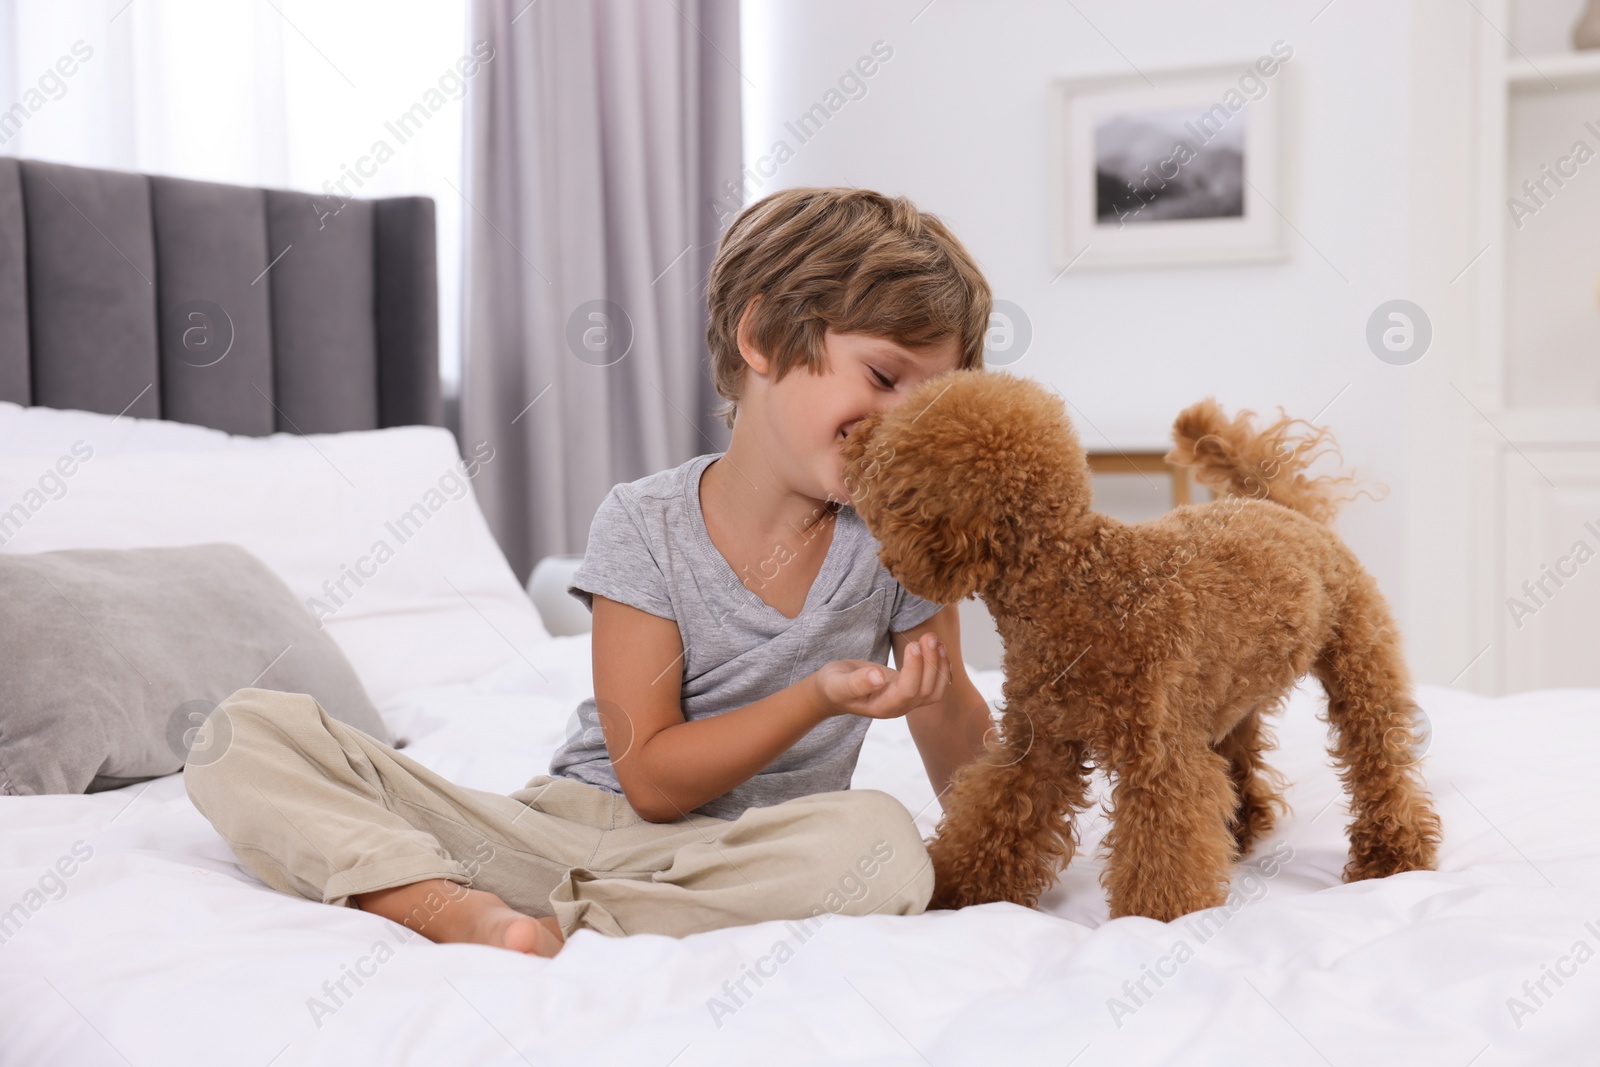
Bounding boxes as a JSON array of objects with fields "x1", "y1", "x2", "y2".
[{"x1": 741, "y1": 0, "x2": 1489, "y2": 685}]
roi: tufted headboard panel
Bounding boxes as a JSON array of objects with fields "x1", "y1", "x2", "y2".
[{"x1": 0, "y1": 158, "x2": 440, "y2": 434}]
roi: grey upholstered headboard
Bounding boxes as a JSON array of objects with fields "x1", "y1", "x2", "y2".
[{"x1": 0, "y1": 158, "x2": 440, "y2": 435}]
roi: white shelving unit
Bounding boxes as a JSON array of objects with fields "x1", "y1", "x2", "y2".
[
  {"x1": 1504, "y1": 48, "x2": 1600, "y2": 89},
  {"x1": 1473, "y1": 1, "x2": 1600, "y2": 691}
]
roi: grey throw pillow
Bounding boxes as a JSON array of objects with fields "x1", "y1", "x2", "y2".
[{"x1": 0, "y1": 543, "x2": 388, "y2": 795}]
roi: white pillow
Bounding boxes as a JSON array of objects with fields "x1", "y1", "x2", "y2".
[{"x1": 0, "y1": 402, "x2": 550, "y2": 709}]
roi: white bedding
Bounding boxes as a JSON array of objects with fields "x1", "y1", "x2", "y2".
[{"x1": 3, "y1": 635, "x2": 1598, "y2": 1066}]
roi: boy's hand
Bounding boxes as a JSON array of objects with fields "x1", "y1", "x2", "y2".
[{"x1": 813, "y1": 633, "x2": 950, "y2": 721}]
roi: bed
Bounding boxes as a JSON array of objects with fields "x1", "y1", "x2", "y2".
[{"x1": 3, "y1": 161, "x2": 1599, "y2": 1066}]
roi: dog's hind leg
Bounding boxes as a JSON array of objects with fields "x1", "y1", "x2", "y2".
[
  {"x1": 1215, "y1": 705, "x2": 1290, "y2": 857},
  {"x1": 926, "y1": 716, "x2": 1091, "y2": 911},
  {"x1": 1311, "y1": 577, "x2": 1443, "y2": 882}
]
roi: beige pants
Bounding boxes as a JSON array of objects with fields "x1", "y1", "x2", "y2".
[{"x1": 183, "y1": 688, "x2": 933, "y2": 940}]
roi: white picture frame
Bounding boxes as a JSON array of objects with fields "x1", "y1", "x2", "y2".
[{"x1": 1050, "y1": 62, "x2": 1289, "y2": 270}]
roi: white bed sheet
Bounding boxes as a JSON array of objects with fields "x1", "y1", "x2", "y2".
[{"x1": 2, "y1": 635, "x2": 1598, "y2": 1066}]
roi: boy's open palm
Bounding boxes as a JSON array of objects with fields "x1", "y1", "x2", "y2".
[{"x1": 814, "y1": 637, "x2": 950, "y2": 720}]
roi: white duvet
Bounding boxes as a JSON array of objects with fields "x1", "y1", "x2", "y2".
[
  {"x1": 9, "y1": 394, "x2": 1595, "y2": 1064},
  {"x1": 3, "y1": 633, "x2": 1599, "y2": 1067}
]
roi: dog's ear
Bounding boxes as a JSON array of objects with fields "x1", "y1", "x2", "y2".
[
  {"x1": 839, "y1": 411, "x2": 887, "y2": 500},
  {"x1": 843, "y1": 369, "x2": 1091, "y2": 603},
  {"x1": 871, "y1": 504, "x2": 1004, "y2": 604}
]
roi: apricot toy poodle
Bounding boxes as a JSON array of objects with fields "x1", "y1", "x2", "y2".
[{"x1": 840, "y1": 370, "x2": 1442, "y2": 922}]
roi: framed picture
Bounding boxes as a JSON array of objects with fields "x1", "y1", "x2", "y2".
[{"x1": 1050, "y1": 62, "x2": 1288, "y2": 270}]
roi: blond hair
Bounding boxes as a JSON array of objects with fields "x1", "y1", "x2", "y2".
[{"x1": 705, "y1": 187, "x2": 992, "y2": 429}]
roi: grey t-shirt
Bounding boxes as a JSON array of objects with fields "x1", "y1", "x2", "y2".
[{"x1": 548, "y1": 451, "x2": 944, "y2": 820}]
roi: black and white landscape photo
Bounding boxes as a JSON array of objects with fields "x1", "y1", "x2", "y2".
[{"x1": 1094, "y1": 107, "x2": 1245, "y2": 225}]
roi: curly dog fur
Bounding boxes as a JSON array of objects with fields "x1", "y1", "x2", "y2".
[{"x1": 840, "y1": 370, "x2": 1442, "y2": 922}]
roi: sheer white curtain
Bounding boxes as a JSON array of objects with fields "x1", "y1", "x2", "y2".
[{"x1": 0, "y1": 0, "x2": 472, "y2": 389}]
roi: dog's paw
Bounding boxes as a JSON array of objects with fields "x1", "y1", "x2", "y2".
[
  {"x1": 928, "y1": 867, "x2": 1000, "y2": 910},
  {"x1": 929, "y1": 876, "x2": 1039, "y2": 911},
  {"x1": 1108, "y1": 883, "x2": 1229, "y2": 923},
  {"x1": 1342, "y1": 819, "x2": 1441, "y2": 881},
  {"x1": 1343, "y1": 846, "x2": 1437, "y2": 881}
]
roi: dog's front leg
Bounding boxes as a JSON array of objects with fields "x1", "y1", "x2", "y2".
[
  {"x1": 927, "y1": 725, "x2": 1090, "y2": 910},
  {"x1": 1101, "y1": 728, "x2": 1237, "y2": 922}
]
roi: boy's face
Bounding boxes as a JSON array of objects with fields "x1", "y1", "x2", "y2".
[{"x1": 743, "y1": 328, "x2": 963, "y2": 507}]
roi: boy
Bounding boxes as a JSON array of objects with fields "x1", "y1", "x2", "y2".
[{"x1": 185, "y1": 186, "x2": 996, "y2": 957}]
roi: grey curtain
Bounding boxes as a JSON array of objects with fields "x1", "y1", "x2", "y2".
[{"x1": 462, "y1": 0, "x2": 742, "y2": 582}]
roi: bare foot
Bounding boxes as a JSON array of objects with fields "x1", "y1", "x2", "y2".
[{"x1": 354, "y1": 879, "x2": 565, "y2": 957}]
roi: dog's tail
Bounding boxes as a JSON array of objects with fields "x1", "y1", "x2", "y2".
[{"x1": 1165, "y1": 398, "x2": 1373, "y2": 524}]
